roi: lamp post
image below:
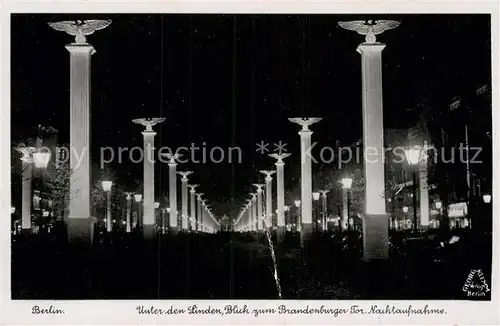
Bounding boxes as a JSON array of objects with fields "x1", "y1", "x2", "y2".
[
  {"x1": 101, "y1": 181, "x2": 113, "y2": 232},
  {"x1": 402, "y1": 206, "x2": 409, "y2": 230},
  {"x1": 294, "y1": 200, "x2": 301, "y2": 232},
  {"x1": 124, "y1": 192, "x2": 133, "y2": 233},
  {"x1": 320, "y1": 190, "x2": 330, "y2": 232},
  {"x1": 341, "y1": 178, "x2": 353, "y2": 232},
  {"x1": 405, "y1": 147, "x2": 423, "y2": 235},
  {"x1": 483, "y1": 194, "x2": 492, "y2": 204},
  {"x1": 312, "y1": 192, "x2": 320, "y2": 232},
  {"x1": 134, "y1": 193, "x2": 142, "y2": 230},
  {"x1": 178, "y1": 171, "x2": 193, "y2": 232}
]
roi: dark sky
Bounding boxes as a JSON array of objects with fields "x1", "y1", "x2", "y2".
[{"x1": 11, "y1": 14, "x2": 491, "y2": 218}]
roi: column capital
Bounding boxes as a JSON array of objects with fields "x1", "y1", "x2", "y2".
[
  {"x1": 141, "y1": 131, "x2": 157, "y2": 137},
  {"x1": 356, "y1": 43, "x2": 386, "y2": 55},
  {"x1": 269, "y1": 152, "x2": 291, "y2": 164},
  {"x1": 65, "y1": 44, "x2": 96, "y2": 55}
]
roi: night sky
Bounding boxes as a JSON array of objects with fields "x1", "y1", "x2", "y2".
[{"x1": 11, "y1": 14, "x2": 491, "y2": 218}]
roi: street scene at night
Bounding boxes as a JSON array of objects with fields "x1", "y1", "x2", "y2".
[{"x1": 9, "y1": 14, "x2": 493, "y2": 302}]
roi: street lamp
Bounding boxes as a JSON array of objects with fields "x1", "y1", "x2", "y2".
[
  {"x1": 405, "y1": 147, "x2": 423, "y2": 235},
  {"x1": 341, "y1": 178, "x2": 353, "y2": 232},
  {"x1": 402, "y1": 206, "x2": 409, "y2": 230},
  {"x1": 483, "y1": 194, "x2": 492, "y2": 204},
  {"x1": 312, "y1": 191, "x2": 320, "y2": 231},
  {"x1": 11, "y1": 206, "x2": 15, "y2": 214},
  {"x1": 435, "y1": 201, "x2": 442, "y2": 210},
  {"x1": 101, "y1": 181, "x2": 113, "y2": 232},
  {"x1": 294, "y1": 200, "x2": 301, "y2": 232},
  {"x1": 32, "y1": 149, "x2": 51, "y2": 168},
  {"x1": 154, "y1": 202, "x2": 160, "y2": 209},
  {"x1": 134, "y1": 193, "x2": 142, "y2": 230}
]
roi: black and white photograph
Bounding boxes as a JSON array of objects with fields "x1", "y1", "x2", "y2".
[{"x1": 2, "y1": 4, "x2": 499, "y2": 325}]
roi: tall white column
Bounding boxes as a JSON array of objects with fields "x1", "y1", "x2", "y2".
[
  {"x1": 178, "y1": 171, "x2": 193, "y2": 231},
  {"x1": 321, "y1": 190, "x2": 330, "y2": 231},
  {"x1": 269, "y1": 153, "x2": 291, "y2": 236},
  {"x1": 253, "y1": 184, "x2": 264, "y2": 231},
  {"x1": 419, "y1": 159, "x2": 430, "y2": 227},
  {"x1": 245, "y1": 200, "x2": 252, "y2": 231},
  {"x1": 251, "y1": 194, "x2": 257, "y2": 231},
  {"x1": 133, "y1": 118, "x2": 164, "y2": 238},
  {"x1": 163, "y1": 154, "x2": 180, "y2": 233},
  {"x1": 106, "y1": 190, "x2": 112, "y2": 232},
  {"x1": 201, "y1": 200, "x2": 208, "y2": 232},
  {"x1": 260, "y1": 170, "x2": 276, "y2": 227},
  {"x1": 49, "y1": 20, "x2": 111, "y2": 245},
  {"x1": 196, "y1": 193, "x2": 203, "y2": 231},
  {"x1": 188, "y1": 185, "x2": 198, "y2": 231},
  {"x1": 125, "y1": 192, "x2": 132, "y2": 233},
  {"x1": 340, "y1": 20, "x2": 400, "y2": 260},
  {"x1": 17, "y1": 147, "x2": 35, "y2": 230},
  {"x1": 342, "y1": 190, "x2": 348, "y2": 228},
  {"x1": 289, "y1": 118, "x2": 321, "y2": 241}
]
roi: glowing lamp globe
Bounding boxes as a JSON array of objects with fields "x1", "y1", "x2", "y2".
[
  {"x1": 11, "y1": 206, "x2": 15, "y2": 214},
  {"x1": 405, "y1": 147, "x2": 422, "y2": 166},
  {"x1": 166, "y1": 207, "x2": 171, "y2": 213},
  {"x1": 284, "y1": 205, "x2": 290, "y2": 212},
  {"x1": 312, "y1": 192, "x2": 321, "y2": 201},
  {"x1": 341, "y1": 178, "x2": 353, "y2": 189},
  {"x1": 435, "y1": 201, "x2": 442, "y2": 210},
  {"x1": 42, "y1": 210, "x2": 49, "y2": 217},
  {"x1": 403, "y1": 206, "x2": 409, "y2": 213},
  {"x1": 482, "y1": 194, "x2": 491, "y2": 203},
  {"x1": 33, "y1": 151, "x2": 51, "y2": 168},
  {"x1": 294, "y1": 200, "x2": 301, "y2": 208},
  {"x1": 101, "y1": 181, "x2": 113, "y2": 192},
  {"x1": 154, "y1": 202, "x2": 160, "y2": 209},
  {"x1": 134, "y1": 194, "x2": 142, "y2": 202}
]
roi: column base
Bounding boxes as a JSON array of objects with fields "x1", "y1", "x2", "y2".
[
  {"x1": 362, "y1": 213, "x2": 390, "y2": 261},
  {"x1": 277, "y1": 226, "x2": 286, "y2": 242},
  {"x1": 143, "y1": 224, "x2": 157, "y2": 239},
  {"x1": 300, "y1": 223, "x2": 313, "y2": 246},
  {"x1": 66, "y1": 216, "x2": 97, "y2": 247},
  {"x1": 169, "y1": 226, "x2": 179, "y2": 235}
]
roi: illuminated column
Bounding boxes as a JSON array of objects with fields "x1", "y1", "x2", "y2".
[
  {"x1": 17, "y1": 147, "x2": 35, "y2": 230},
  {"x1": 342, "y1": 190, "x2": 348, "y2": 227},
  {"x1": 196, "y1": 193, "x2": 203, "y2": 231},
  {"x1": 245, "y1": 200, "x2": 252, "y2": 231},
  {"x1": 251, "y1": 194, "x2": 257, "y2": 231},
  {"x1": 201, "y1": 200, "x2": 207, "y2": 232},
  {"x1": 419, "y1": 158, "x2": 430, "y2": 227},
  {"x1": 49, "y1": 19, "x2": 112, "y2": 245},
  {"x1": 163, "y1": 154, "x2": 180, "y2": 234},
  {"x1": 260, "y1": 170, "x2": 276, "y2": 228},
  {"x1": 253, "y1": 184, "x2": 264, "y2": 231},
  {"x1": 320, "y1": 190, "x2": 330, "y2": 231},
  {"x1": 125, "y1": 192, "x2": 133, "y2": 233},
  {"x1": 188, "y1": 185, "x2": 198, "y2": 231},
  {"x1": 269, "y1": 153, "x2": 291, "y2": 235},
  {"x1": 133, "y1": 118, "x2": 164, "y2": 238},
  {"x1": 339, "y1": 19, "x2": 400, "y2": 260},
  {"x1": 289, "y1": 118, "x2": 321, "y2": 242},
  {"x1": 177, "y1": 171, "x2": 193, "y2": 231}
]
